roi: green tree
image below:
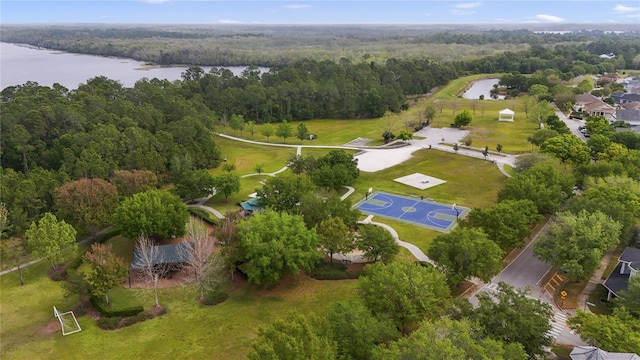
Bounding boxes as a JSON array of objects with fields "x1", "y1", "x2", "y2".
[
  {"x1": 55, "y1": 178, "x2": 119, "y2": 236},
  {"x1": 299, "y1": 193, "x2": 359, "y2": 230},
  {"x1": 540, "y1": 133, "x2": 591, "y2": 166},
  {"x1": 424, "y1": 105, "x2": 436, "y2": 123},
  {"x1": 85, "y1": 243, "x2": 127, "y2": 305},
  {"x1": 296, "y1": 122, "x2": 309, "y2": 143},
  {"x1": 373, "y1": 318, "x2": 527, "y2": 360},
  {"x1": 471, "y1": 282, "x2": 553, "y2": 358},
  {"x1": 327, "y1": 299, "x2": 399, "y2": 360},
  {"x1": 254, "y1": 163, "x2": 264, "y2": 178},
  {"x1": 357, "y1": 224, "x2": 399, "y2": 263},
  {"x1": 229, "y1": 113, "x2": 245, "y2": 136},
  {"x1": 453, "y1": 109, "x2": 472, "y2": 128},
  {"x1": 534, "y1": 210, "x2": 621, "y2": 280},
  {"x1": 428, "y1": 228, "x2": 504, "y2": 286},
  {"x1": 568, "y1": 308, "x2": 640, "y2": 354},
  {"x1": 496, "y1": 143, "x2": 503, "y2": 153},
  {"x1": 616, "y1": 275, "x2": 640, "y2": 317},
  {"x1": 261, "y1": 123, "x2": 274, "y2": 142},
  {"x1": 239, "y1": 210, "x2": 321, "y2": 286},
  {"x1": 212, "y1": 172, "x2": 241, "y2": 202},
  {"x1": 359, "y1": 261, "x2": 450, "y2": 333},
  {"x1": 256, "y1": 173, "x2": 315, "y2": 213},
  {"x1": 465, "y1": 199, "x2": 542, "y2": 249},
  {"x1": 527, "y1": 128, "x2": 559, "y2": 150},
  {"x1": 276, "y1": 120, "x2": 292, "y2": 143},
  {"x1": 174, "y1": 169, "x2": 215, "y2": 200},
  {"x1": 498, "y1": 162, "x2": 575, "y2": 214},
  {"x1": 311, "y1": 150, "x2": 359, "y2": 190},
  {"x1": 114, "y1": 190, "x2": 189, "y2": 239},
  {"x1": 316, "y1": 216, "x2": 354, "y2": 262},
  {"x1": 527, "y1": 100, "x2": 555, "y2": 128},
  {"x1": 397, "y1": 129, "x2": 413, "y2": 143},
  {"x1": 25, "y1": 212, "x2": 78, "y2": 270},
  {"x1": 250, "y1": 313, "x2": 336, "y2": 360}
]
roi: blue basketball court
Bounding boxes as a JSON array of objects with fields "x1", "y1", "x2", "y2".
[{"x1": 355, "y1": 192, "x2": 469, "y2": 232}]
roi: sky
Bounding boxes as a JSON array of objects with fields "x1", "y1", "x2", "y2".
[{"x1": 1, "y1": 1, "x2": 640, "y2": 25}]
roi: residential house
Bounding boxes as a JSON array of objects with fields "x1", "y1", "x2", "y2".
[
  {"x1": 620, "y1": 93, "x2": 640, "y2": 104},
  {"x1": 570, "y1": 346, "x2": 639, "y2": 360},
  {"x1": 574, "y1": 93, "x2": 616, "y2": 120},
  {"x1": 603, "y1": 246, "x2": 640, "y2": 301},
  {"x1": 612, "y1": 108, "x2": 640, "y2": 126}
]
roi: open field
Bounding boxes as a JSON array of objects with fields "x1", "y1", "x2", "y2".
[{"x1": 0, "y1": 258, "x2": 359, "y2": 360}]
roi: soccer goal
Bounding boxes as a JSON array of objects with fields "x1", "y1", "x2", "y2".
[{"x1": 53, "y1": 306, "x2": 82, "y2": 336}]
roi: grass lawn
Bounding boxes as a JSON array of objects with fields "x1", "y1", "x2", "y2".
[
  {"x1": 204, "y1": 175, "x2": 266, "y2": 213},
  {"x1": 586, "y1": 284, "x2": 615, "y2": 315},
  {"x1": 353, "y1": 149, "x2": 506, "y2": 210},
  {"x1": 1, "y1": 260, "x2": 358, "y2": 360},
  {"x1": 213, "y1": 136, "x2": 297, "y2": 176}
]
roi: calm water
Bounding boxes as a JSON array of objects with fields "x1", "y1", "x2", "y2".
[
  {"x1": 0, "y1": 42, "x2": 267, "y2": 90},
  {"x1": 462, "y1": 78, "x2": 505, "y2": 100}
]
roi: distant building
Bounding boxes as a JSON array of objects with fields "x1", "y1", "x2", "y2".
[{"x1": 574, "y1": 93, "x2": 615, "y2": 119}]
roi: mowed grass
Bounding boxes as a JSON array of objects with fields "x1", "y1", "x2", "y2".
[
  {"x1": 1, "y1": 260, "x2": 358, "y2": 360},
  {"x1": 353, "y1": 149, "x2": 506, "y2": 210}
]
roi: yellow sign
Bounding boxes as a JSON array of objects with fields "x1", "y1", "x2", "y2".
[{"x1": 560, "y1": 291, "x2": 568, "y2": 297}]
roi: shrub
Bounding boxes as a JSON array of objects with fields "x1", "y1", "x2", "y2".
[
  {"x1": 202, "y1": 290, "x2": 229, "y2": 306},
  {"x1": 121, "y1": 312, "x2": 153, "y2": 327},
  {"x1": 188, "y1": 207, "x2": 219, "y2": 226},
  {"x1": 97, "y1": 317, "x2": 122, "y2": 330},
  {"x1": 90, "y1": 297, "x2": 144, "y2": 318},
  {"x1": 309, "y1": 262, "x2": 363, "y2": 280}
]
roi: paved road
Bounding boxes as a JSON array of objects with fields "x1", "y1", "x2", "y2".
[
  {"x1": 554, "y1": 104, "x2": 587, "y2": 141},
  {"x1": 468, "y1": 218, "x2": 586, "y2": 347}
]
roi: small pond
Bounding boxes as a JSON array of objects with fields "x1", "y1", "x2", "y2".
[{"x1": 462, "y1": 78, "x2": 505, "y2": 100}]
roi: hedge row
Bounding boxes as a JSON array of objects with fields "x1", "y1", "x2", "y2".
[
  {"x1": 308, "y1": 262, "x2": 363, "y2": 280},
  {"x1": 90, "y1": 297, "x2": 144, "y2": 318},
  {"x1": 188, "y1": 207, "x2": 219, "y2": 226},
  {"x1": 97, "y1": 309, "x2": 167, "y2": 330},
  {"x1": 202, "y1": 290, "x2": 229, "y2": 306}
]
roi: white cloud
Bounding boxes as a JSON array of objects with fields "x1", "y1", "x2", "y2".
[
  {"x1": 283, "y1": 4, "x2": 310, "y2": 9},
  {"x1": 142, "y1": 0, "x2": 169, "y2": 4},
  {"x1": 625, "y1": 13, "x2": 640, "y2": 19},
  {"x1": 455, "y1": 2, "x2": 482, "y2": 9},
  {"x1": 450, "y1": 9, "x2": 476, "y2": 16},
  {"x1": 534, "y1": 14, "x2": 565, "y2": 23},
  {"x1": 613, "y1": 4, "x2": 640, "y2": 12},
  {"x1": 218, "y1": 19, "x2": 242, "y2": 24}
]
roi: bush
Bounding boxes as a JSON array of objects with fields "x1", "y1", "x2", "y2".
[
  {"x1": 97, "y1": 317, "x2": 122, "y2": 330},
  {"x1": 121, "y1": 312, "x2": 153, "y2": 327},
  {"x1": 309, "y1": 262, "x2": 363, "y2": 280},
  {"x1": 90, "y1": 296, "x2": 144, "y2": 318},
  {"x1": 188, "y1": 207, "x2": 219, "y2": 226},
  {"x1": 202, "y1": 290, "x2": 229, "y2": 306}
]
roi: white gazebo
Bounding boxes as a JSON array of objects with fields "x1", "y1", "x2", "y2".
[{"x1": 498, "y1": 108, "x2": 515, "y2": 122}]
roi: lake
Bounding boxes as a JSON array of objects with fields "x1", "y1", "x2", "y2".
[
  {"x1": 0, "y1": 42, "x2": 268, "y2": 90},
  {"x1": 462, "y1": 78, "x2": 505, "y2": 100}
]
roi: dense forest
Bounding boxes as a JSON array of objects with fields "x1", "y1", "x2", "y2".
[{"x1": 2, "y1": 24, "x2": 639, "y2": 67}]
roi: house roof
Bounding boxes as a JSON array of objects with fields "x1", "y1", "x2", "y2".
[
  {"x1": 130, "y1": 242, "x2": 192, "y2": 270},
  {"x1": 603, "y1": 263, "x2": 630, "y2": 297},
  {"x1": 621, "y1": 93, "x2": 640, "y2": 102},
  {"x1": 240, "y1": 197, "x2": 263, "y2": 211},
  {"x1": 570, "y1": 346, "x2": 640, "y2": 360},
  {"x1": 620, "y1": 101, "x2": 640, "y2": 111},
  {"x1": 615, "y1": 109, "x2": 640, "y2": 122},
  {"x1": 620, "y1": 247, "x2": 640, "y2": 263},
  {"x1": 576, "y1": 93, "x2": 601, "y2": 104}
]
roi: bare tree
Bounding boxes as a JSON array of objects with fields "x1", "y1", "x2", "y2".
[
  {"x1": 180, "y1": 218, "x2": 227, "y2": 302},
  {"x1": 451, "y1": 100, "x2": 459, "y2": 115},
  {"x1": 214, "y1": 211, "x2": 242, "y2": 280},
  {"x1": 134, "y1": 234, "x2": 170, "y2": 307}
]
